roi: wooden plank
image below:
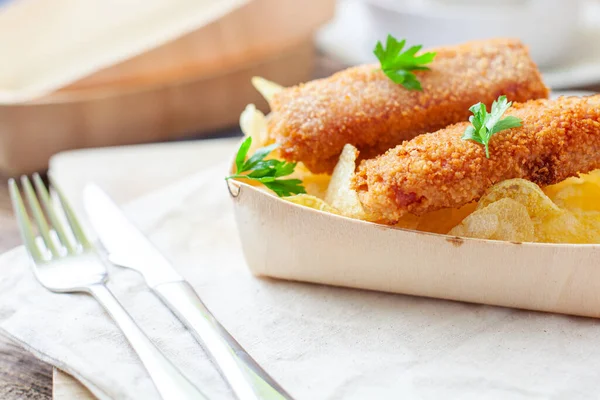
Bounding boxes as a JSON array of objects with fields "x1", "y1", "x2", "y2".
[
  {"x1": 0, "y1": 179, "x2": 52, "y2": 400},
  {"x1": 0, "y1": 338, "x2": 52, "y2": 400}
]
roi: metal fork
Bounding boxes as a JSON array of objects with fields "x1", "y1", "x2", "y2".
[{"x1": 9, "y1": 174, "x2": 207, "y2": 400}]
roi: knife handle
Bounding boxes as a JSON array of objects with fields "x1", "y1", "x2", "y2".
[{"x1": 154, "y1": 281, "x2": 293, "y2": 400}]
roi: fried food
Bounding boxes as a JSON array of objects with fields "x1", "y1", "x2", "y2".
[
  {"x1": 449, "y1": 198, "x2": 535, "y2": 242},
  {"x1": 413, "y1": 203, "x2": 477, "y2": 235},
  {"x1": 240, "y1": 104, "x2": 270, "y2": 153},
  {"x1": 285, "y1": 194, "x2": 338, "y2": 214},
  {"x1": 239, "y1": 103, "x2": 331, "y2": 198},
  {"x1": 252, "y1": 77, "x2": 283, "y2": 106},
  {"x1": 267, "y1": 38, "x2": 549, "y2": 174},
  {"x1": 475, "y1": 179, "x2": 583, "y2": 243},
  {"x1": 325, "y1": 144, "x2": 372, "y2": 220},
  {"x1": 544, "y1": 170, "x2": 600, "y2": 212},
  {"x1": 449, "y1": 178, "x2": 600, "y2": 243},
  {"x1": 353, "y1": 95, "x2": 600, "y2": 224}
]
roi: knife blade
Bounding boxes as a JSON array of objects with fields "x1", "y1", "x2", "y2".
[
  {"x1": 83, "y1": 184, "x2": 293, "y2": 400},
  {"x1": 83, "y1": 185, "x2": 181, "y2": 287}
]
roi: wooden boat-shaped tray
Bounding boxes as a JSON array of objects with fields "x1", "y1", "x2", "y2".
[{"x1": 229, "y1": 178, "x2": 600, "y2": 319}]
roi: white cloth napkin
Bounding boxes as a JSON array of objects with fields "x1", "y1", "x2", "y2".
[{"x1": 2, "y1": 165, "x2": 600, "y2": 399}]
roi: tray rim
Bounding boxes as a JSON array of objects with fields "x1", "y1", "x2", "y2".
[{"x1": 228, "y1": 178, "x2": 600, "y2": 249}]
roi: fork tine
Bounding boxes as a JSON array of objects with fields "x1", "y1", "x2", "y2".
[
  {"x1": 33, "y1": 173, "x2": 77, "y2": 254},
  {"x1": 9, "y1": 179, "x2": 45, "y2": 262},
  {"x1": 48, "y1": 175, "x2": 92, "y2": 249},
  {"x1": 21, "y1": 176, "x2": 61, "y2": 257}
]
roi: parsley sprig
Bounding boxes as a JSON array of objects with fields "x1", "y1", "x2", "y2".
[
  {"x1": 374, "y1": 35, "x2": 437, "y2": 91},
  {"x1": 226, "y1": 136, "x2": 306, "y2": 197},
  {"x1": 462, "y1": 95, "x2": 523, "y2": 158}
]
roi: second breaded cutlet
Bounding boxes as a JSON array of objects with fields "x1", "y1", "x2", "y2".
[
  {"x1": 267, "y1": 38, "x2": 549, "y2": 174},
  {"x1": 353, "y1": 95, "x2": 600, "y2": 224}
]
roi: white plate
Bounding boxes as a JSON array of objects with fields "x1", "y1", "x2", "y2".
[{"x1": 317, "y1": 0, "x2": 600, "y2": 89}]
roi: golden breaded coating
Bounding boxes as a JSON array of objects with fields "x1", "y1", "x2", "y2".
[
  {"x1": 353, "y1": 95, "x2": 600, "y2": 224},
  {"x1": 267, "y1": 38, "x2": 549, "y2": 174}
]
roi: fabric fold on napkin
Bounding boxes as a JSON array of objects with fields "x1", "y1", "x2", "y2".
[{"x1": 3, "y1": 164, "x2": 600, "y2": 399}]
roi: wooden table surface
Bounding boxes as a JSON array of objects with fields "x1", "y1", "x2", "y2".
[
  {"x1": 0, "y1": 51, "x2": 597, "y2": 398},
  {"x1": 0, "y1": 179, "x2": 53, "y2": 400}
]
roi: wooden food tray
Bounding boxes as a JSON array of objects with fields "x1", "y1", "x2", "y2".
[
  {"x1": 0, "y1": 39, "x2": 314, "y2": 176},
  {"x1": 230, "y1": 178, "x2": 600, "y2": 319},
  {"x1": 0, "y1": 0, "x2": 336, "y2": 175}
]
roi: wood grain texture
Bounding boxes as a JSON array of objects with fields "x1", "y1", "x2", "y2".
[
  {"x1": 0, "y1": 38, "x2": 317, "y2": 176},
  {"x1": 0, "y1": 339, "x2": 52, "y2": 400},
  {"x1": 67, "y1": 0, "x2": 335, "y2": 90},
  {"x1": 0, "y1": 179, "x2": 52, "y2": 400}
]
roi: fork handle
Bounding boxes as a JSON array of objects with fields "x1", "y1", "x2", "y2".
[
  {"x1": 154, "y1": 281, "x2": 293, "y2": 400},
  {"x1": 88, "y1": 283, "x2": 207, "y2": 400}
]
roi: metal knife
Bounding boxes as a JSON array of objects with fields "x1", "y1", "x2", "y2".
[{"x1": 83, "y1": 184, "x2": 293, "y2": 400}]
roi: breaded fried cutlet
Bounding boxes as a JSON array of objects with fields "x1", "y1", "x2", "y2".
[
  {"x1": 353, "y1": 95, "x2": 600, "y2": 224},
  {"x1": 267, "y1": 38, "x2": 549, "y2": 174}
]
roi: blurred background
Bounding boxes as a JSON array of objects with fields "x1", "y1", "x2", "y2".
[{"x1": 0, "y1": 0, "x2": 599, "y2": 176}]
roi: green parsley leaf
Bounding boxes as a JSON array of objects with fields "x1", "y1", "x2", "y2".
[
  {"x1": 461, "y1": 95, "x2": 523, "y2": 158},
  {"x1": 234, "y1": 135, "x2": 251, "y2": 172},
  {"x1": 226, "y1": 136, "x2": 306, "y2": 197},
  {"x1": 374, "y1": 34, "x2": 437, "y2": 91}
]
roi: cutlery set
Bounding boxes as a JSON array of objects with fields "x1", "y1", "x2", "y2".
[{"x1": 9, "y1": 174, "x2": 292, "y2": 400}]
